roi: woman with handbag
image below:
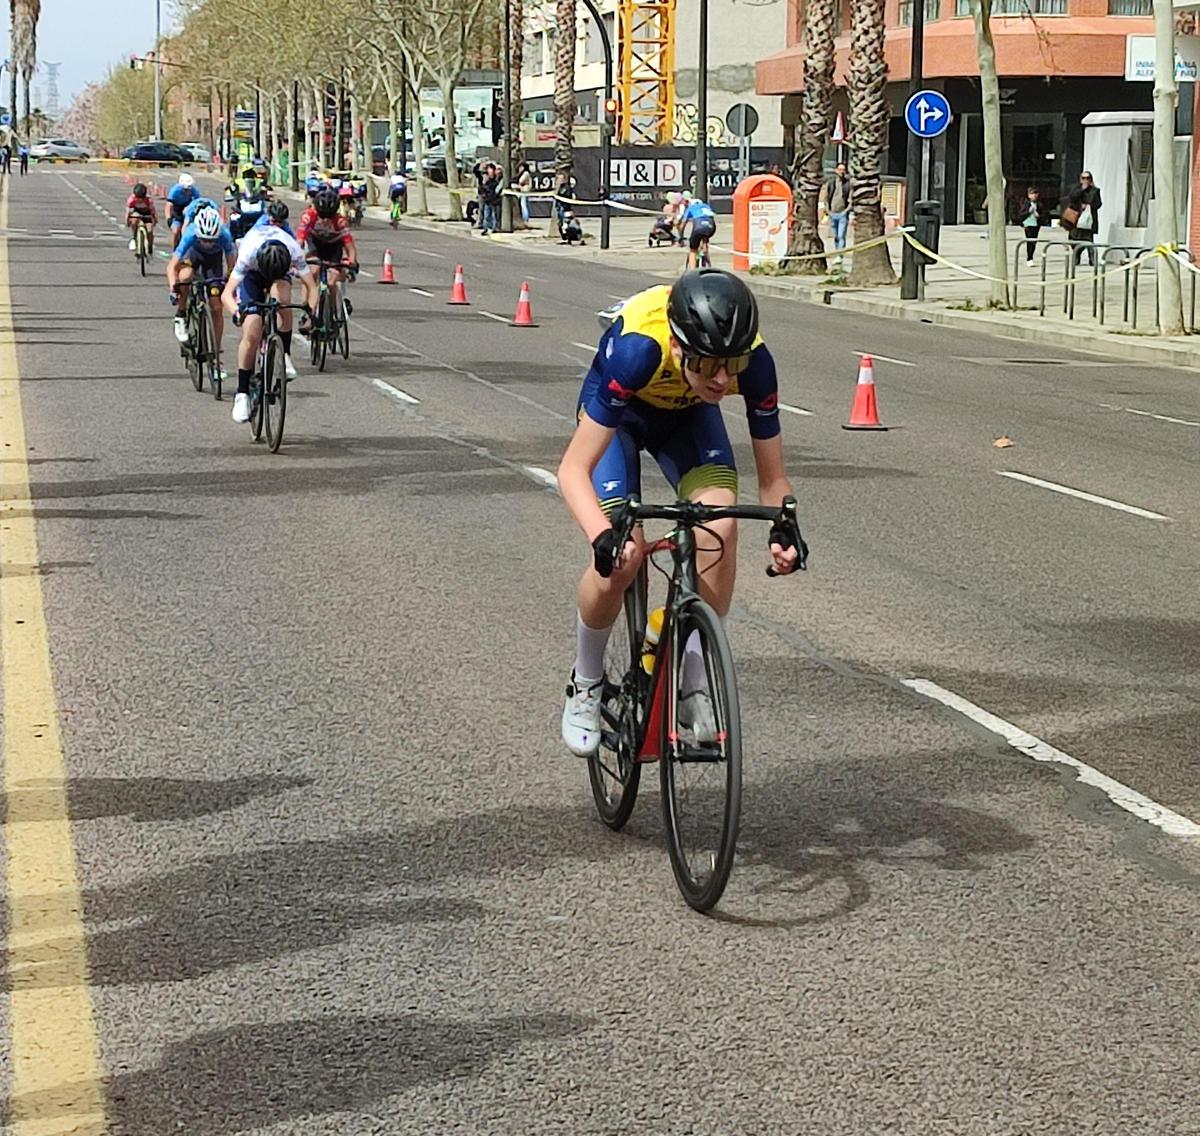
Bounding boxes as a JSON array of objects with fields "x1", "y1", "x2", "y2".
[{"x1": 1063, "y1": 172, "x2": 1102, "y2": 266}]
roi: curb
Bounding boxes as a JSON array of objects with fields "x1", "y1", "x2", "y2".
[{"x1": 743, "y1": 276, "x2": 1200, "y2": 370}]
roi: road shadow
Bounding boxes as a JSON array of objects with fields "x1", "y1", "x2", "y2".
[
  {"x1": 11, "y1": 1011, "x2": 591, "y2": 1135},
  {"x1": 4, "y1": 774, "x2": 311, "y2": 825},
  {"x1": 9, "y1": 803, "x2": 613, "y2": 989}
]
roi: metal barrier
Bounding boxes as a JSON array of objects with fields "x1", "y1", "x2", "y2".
[{"x1": 1012, "y1": 237, "x2": 1197, "y2": 331}]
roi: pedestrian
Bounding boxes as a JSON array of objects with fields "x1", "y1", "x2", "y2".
[
  {"x1": 480, "y1": 163, "x2": 501, "y2": 235},
  {"x1": 471, "y1": 159, "x2": 488, "y2": 228},
  {"x1": 1020, "y1": 186, "x2": 1046, "y2": 265},
  {"x1": 18, "y1": 140, "x2": 29, "y2": 175},
  {"x1": 820, "y1": 161, "x2": 852, "y2": 261},
  {"x1": 1064, "y1": 171, "x2": 1101, "y2": 266},
  {"x1": 516, "y1": 161, "x2": 533, "y2": 224},
  {"x1": 0, "y1": 143, "x2": 10, "y2": 176}
]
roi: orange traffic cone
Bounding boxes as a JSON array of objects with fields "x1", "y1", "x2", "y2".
[
  {"x1": 378, "y1": 248, "x2": 397, "y2": 284},
  {"x1": 447, "y1": 264, "x2": 469, "y2": 305},
  {"x1": 842, "y1": 355, "x2": 888, "y2": 431},
  {"x1": 511, "y1": 281, "x2": 537, "y2": 327}
]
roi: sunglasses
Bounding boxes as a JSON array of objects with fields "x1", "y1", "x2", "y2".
[{"x1": 682, "y1": 353, "x2": 752, "y2": 379}]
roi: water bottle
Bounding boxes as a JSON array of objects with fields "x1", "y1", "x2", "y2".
[{"x1": 641, "y1": 607, "x2": 665, "y2": 674}]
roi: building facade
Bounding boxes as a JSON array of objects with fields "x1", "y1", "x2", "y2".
[{"x1": 754, "y1": 0, "x2": 1194, "y2": 231}]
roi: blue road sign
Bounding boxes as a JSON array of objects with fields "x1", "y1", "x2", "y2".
[
  {"x1": 904, "y1": 90, "x2": 951, "y2": 139},
  {"x1": 0, "y1": 114, "x2": 9, "y2": 127}
]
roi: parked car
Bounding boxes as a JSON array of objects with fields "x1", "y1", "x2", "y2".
[
  {"x1": 30, "y1": 138, "x2": 89, "y2": 161},
  {"x1": 180, "y1": 141, "x2": 212, "y2": 163},
  {"x1": 421, "y1": 145, "x2": 469, "y2": 184},
  {"x1": 125, "y1": 141, "x2": 191, "y2": 165}
]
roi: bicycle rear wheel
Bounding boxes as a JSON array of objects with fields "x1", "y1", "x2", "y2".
[
  {"x1": 588, "y1": 568, "x2": 647, "y2": 830},
  {"x1": 263, "y1": 335, "x2": 287, "y2": 452},
  {"x1": 660, "y1": 597, "x2": 742, "y2": 912}
]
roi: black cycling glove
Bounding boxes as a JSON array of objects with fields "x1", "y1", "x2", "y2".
[{"x1": 591, "y1": 529, "x2": 621, "y2": 578}]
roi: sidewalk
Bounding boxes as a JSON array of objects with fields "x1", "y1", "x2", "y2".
[{"x1": 381, "y1": 185, "x2": 1200, "y2": 371}]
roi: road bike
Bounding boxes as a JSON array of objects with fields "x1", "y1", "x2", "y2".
[
  {"x1": 589, "y1": 496, "x2": 807, "y2": 912},
  {"x1": 389, "y1": 196, "x2": 404, "y2": 228},
  {"x1": 131, "y1": 219, "x2": 151, "y2": 276},
  {"x1": 305, "y1": 258, "x2": 354, "y2": 372},
  {"x1": 235, "y1": 299, "x2": 309, "y2": 453},
  {"x1": 180, "y1": 275, "x2": 225, "y2": 399}
]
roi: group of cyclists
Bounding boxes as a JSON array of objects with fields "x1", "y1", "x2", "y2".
[
  {"x1": 123, "y1": 165, "x2": 362, "y2": 424},
  {"x1": 649, "y1": 191, "x2": 718, "y2": 269}
]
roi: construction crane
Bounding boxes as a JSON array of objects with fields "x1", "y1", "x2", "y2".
[{"x1": 617, "y1": 0, "x2": 675, "y2": 145}]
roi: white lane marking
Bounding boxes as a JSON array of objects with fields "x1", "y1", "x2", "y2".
[
  {"x1": 571, "y1": 341, "x2": 596, "y2": 353},
  {"x1": 48, "y1": 229, "x2": 74, "y2": 235},
  {"x1": 409, "y1": 287, "x2": 434, "y2": 297},
  {"x1": 853, "y1": 350, "x2": 914, "y2": 367},
  {"x1": 412, "y1": 248, "x2": 445, "y2": 259},
  {"x1": 903, "y1": 678, "x2": 1200, "y2": 839},
  {"x1": 480, "y1": 311, "x2": 509, "y2": 324},
  {"x1": 560, "y1": 352, "x2": 587, "y2": 366},
  {"x1": 996, "y1": 471, "x2": 1170, "y2": 521},
  {"x1": 357, "y1": 269, "x2": 373, "y2": 278},
  {"x1": 779, "y1": 403, "x2": 814, "y2": 417},
  {"x1": 370, "y1": 377, "x2": 420, "y2": 405},
  {"x1": 607, "y1": 294, "x2": 627, "y2": 301},
  {"x1": 1099, "y1": 402, "x2": 1200, "y2": 428},
  {"x1": 523, "y1": 465, "x2": 559, "y2": 490}
]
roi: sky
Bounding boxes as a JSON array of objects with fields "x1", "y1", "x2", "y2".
[{"x1": 29, "y1": 0, "x2": 178, "y2": 109}]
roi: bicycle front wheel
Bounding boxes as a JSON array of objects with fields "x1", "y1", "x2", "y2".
[
  {"x1": 660, "y1": 597, "x2": 742, "y2": 913},
  {"x1": 187, "y1": 302, "x2": 206, "y2": 391},
  {"x1": 136, "y1": 228, "x2": 147, "y2": 276},
  {"x1": 337, "y1": 295, "x2": 350, "y2": 360},
  {"x1": 588, "y1": 568, "x2": 647, "y2": 830},
  {"x1": 263, "y1": 335, "x2": 287, "y2": 452},
  {"x1": 315, "y1": 292, "x2": 330, "y2": 372},
  {"x1": 199, "y1": 303, "x2": 221, "y2": 399}
]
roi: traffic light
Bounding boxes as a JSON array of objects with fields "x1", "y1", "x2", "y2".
[
  {"x1": 490, "y1": 89, "x2": 502, "y2": 146},
  {"x1": 602, "y1": 96, "x2": 619, "y2": 138},
  {"x1": 130, "y1": 55, "x2": 143, "y2": 71}
]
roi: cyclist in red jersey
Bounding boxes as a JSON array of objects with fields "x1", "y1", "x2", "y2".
[
  {"x1": 125, "y1": 182, "x2": 158, "y2": 255},
  {"x1": 296, "y1": 187, "x2": 359, "y2": 317}
]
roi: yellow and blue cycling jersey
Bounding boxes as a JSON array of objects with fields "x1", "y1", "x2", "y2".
[{"x1": 578, "y1": 285, "x2": 781, "y2": 507}]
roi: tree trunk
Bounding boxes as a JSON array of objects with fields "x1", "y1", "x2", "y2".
[
  {"x1": 971, "y1": 0, "x2": 1009, "y2": 306},
  {"x1": 350, "y1": 85, "x2": 361, "y2": 171},
  {"x1": 301, "y1": 85, "x2": 312, "y2": 170},
  {"x1": 22, "y1": 74, "x2": 31, "y2": 138},
  {"x1": 553, "y1": 0, "x2": 576, "y2": 179},
  {"x1": 440, "y1": 76, "x2": 463, "y2": 221},
  {"x1": 1153, "y1": 0, "x2": 1184, "y2": 333},
  {"x1": 786, "y1": 0, "x2": 836, "y2": 272},
  {"x1": 509, "y1": 0, "x2": 525, "y2": 178},
  {"x1": 847, "y1": 0, "x2": 895, "y2": 285}
]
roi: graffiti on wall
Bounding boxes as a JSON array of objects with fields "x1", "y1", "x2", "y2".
[{"x1": 672, "y1": 103, "x2": 728, "y2": 147}]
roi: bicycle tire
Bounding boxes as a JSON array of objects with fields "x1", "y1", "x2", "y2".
[
  {"x1": 136, "y1": 227, "x2": 147, "y2": 276},
  {"x1": 199, "y1": 302, "x2": 221, "y2": 399},
  {"x1": 187, "y1": 298, "x2": 205, "y2": 391},
  {"x1": 315, "y1": 291, "x2": 330, "y2": 373},
  {"x1": 587, "y1": 567, "x2": 647, "y2": 830},
  {"x1": 660, "y1": 597, "x2": 742, "y2": 913},
  {"x1": 263, "y1": 335, "x2": 287, "y2": 452}
]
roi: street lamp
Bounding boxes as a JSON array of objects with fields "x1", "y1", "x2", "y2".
[
  {"x1": 153, "y1": 0, "x2": 162, "y2": 141},
  {"x1": 695, "y1": 0, "x2": 708, "y2": 203},
  {"x1": 501, "y1": 0, "x2": 514, "y2": 232},
  {"x1": 899, "y1": 0, "x2": 926, "y2": 299},
  {"x1": 578, "y1": 0, "x2": 613, "y2": 250}
]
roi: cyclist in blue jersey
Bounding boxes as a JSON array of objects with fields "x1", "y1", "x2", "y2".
[
  {"x1": 166, "y1": 173, "x2": 200, "y2": 251},
  {"x1": 679, "y1": 196, "x2": 717, "y2": 269},
  {"x1": 253, "y1": 199, "x2": 295, "y2": 237},
  {"x1": 556, "y1": 269, "x2": 799, "y2": 756},
  {"x1": 167, "y1": 204, "x2": 236, "y2": 354}
]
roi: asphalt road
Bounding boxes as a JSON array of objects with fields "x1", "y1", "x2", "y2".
[{"x1": 3, "y1": 165, "x2": 1199, "y2": 1135}]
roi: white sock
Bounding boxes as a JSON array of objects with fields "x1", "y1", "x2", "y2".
[
  {"x1": 574, "y1": 613, "x2": 612, "y2": 685},
  {"x1": 682, "y1": 629, "x2": 708, "y2": 692}
]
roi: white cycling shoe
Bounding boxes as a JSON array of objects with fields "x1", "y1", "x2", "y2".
[
  {"x1": 284, "y1": 355, "x2": 297, "y2": 380},
  {"x1": 173, "y1": 317, "x2": 189, "y2": 344},
  {"x1": 562, "y1": 670, "x2": 604, "y2": 757},
  {"x1": 678, "y1": 690, "x2": 718, "y2": 744},
  {"x1": 231, "y1": 392, "x2": 251, "y2": 423}
]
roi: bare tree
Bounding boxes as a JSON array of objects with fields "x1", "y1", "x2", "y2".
[{"x1": 970, "y1": 0, "x2": 1008, "y2": 305}]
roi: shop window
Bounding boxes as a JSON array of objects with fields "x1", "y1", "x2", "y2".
[
  {"x1": 1126, "y1": 125, "x2": 1152, "y2": 227},
  {"x1": 1109, "y1": 0, "x2": 1151, "y2": 12},
  {"x1": 899, "y1": 0, "x2": 940, "y2": 24},
  {"x1": 955, "y1": 0, "x2": 1066, "y2": 15}
]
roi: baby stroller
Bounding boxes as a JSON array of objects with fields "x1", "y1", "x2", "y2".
[{"x1": 648, "y1": 212, "x2": 678, "y2": 247}]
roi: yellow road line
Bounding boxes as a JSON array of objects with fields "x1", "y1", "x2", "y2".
[{"x1": 1, "y1": 173, "x2": 107, "y2": 1133}]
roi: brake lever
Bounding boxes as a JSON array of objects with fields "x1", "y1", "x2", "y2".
[{"x1": 766, "y1": 495, "x2": 808, "y2": 577}]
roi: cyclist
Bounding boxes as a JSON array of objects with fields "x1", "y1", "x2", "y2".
[
  {"x1": 679, "y1": 195, "x2": 717, "y2": 269},
  {"x1": 220, "y1": 217, "x2": 318, "y2": 424},
  {"x1": 556, "y1": 269, "x2": 799, "y2": 756},
  {"x1": 167, "y1": 204, "x2": 236, "y2": 357},
  {"x1": 253, "y1": 199, "x2": 296, "y2": 237},
  {"x1": 388, "y1": 169, "x2": 407, "y2": 226},
  {"x1": 228, "y1": 169, "x2": 271, "y2": 241},
  {"x1": 305, "y1": 162, "x2": 325, "y2": 199},
  {"x1": 125, "y1": 182, "x2": 157, "y2": 254},
  {"x1": 166, "y1": 173, "x2": 200, "y2": 251},
  {"x1": 296, "y1": 187, "x2": 359, "y2": 318}
]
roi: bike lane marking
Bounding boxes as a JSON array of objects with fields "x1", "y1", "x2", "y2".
[{"x1": 0, "y1": 180, "x2": 109, "y2": 1132}]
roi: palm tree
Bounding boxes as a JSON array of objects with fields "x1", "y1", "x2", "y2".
[
  {"x1": 10, "y1": 0, "x2": 39, "y2": 138},
  {"x1": 509, "y1": 0, "x2": 525, "y2": 182},
  {"x1": 553, "y1": 0, "x2": 576, "y2": 182},
  {"x1": 786, "y1": 0, "x2": 837, "y2": 271},
  {"x1": 847, "y1": 0, "x2": 894, "y2": 285}
]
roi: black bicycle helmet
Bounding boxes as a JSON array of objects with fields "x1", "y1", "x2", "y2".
[
  {"x1": 313, "y1": 187, "x2": 339, "y2": 218},
  {"x1": 666, "y1": 269, "x2": 759, "y2": 357},
  {"x1": 267, "y1": 199, "x2": 289, "y2": 223},
  {"x1": 133, "y1": 182, "x2": 148, "y2": 197},
  {"x1": 254, "y1": 240, "x2": 292, "y2": 283}
]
